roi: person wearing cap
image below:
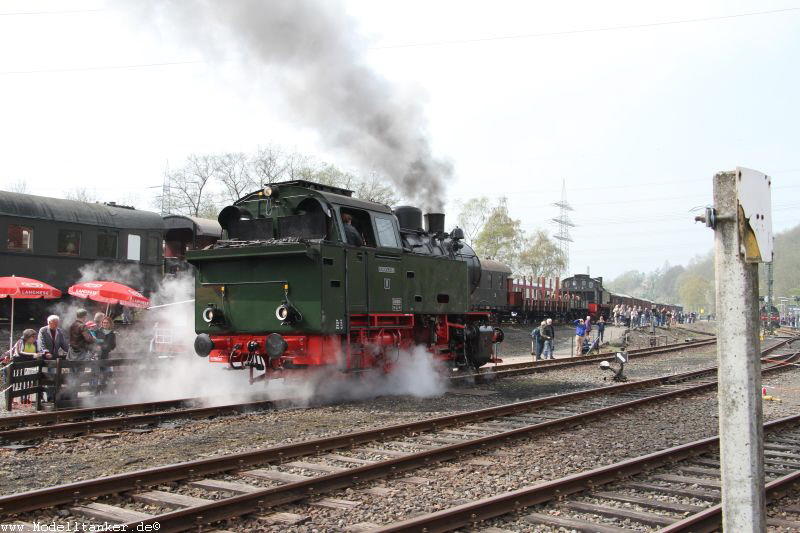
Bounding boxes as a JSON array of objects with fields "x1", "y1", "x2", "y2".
[{"x1": 4, "y1": 329, "x2": 40, "y2": 363}]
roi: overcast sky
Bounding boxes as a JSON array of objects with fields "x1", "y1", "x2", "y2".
[{"x1": 1, "y1": 0, "x2": 798, "y2": 279}]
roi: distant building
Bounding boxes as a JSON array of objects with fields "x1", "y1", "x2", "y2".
[{"x1": 561, "y1": 274, "x2": 605, "y2": 305}]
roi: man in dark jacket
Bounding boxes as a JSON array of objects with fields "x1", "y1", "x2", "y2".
[
  {"x1": 37, "y1": 314, "x2": 68, "y2": 359},
  {"x1": 342, "y1": 213, "x2": 364, "y2": 246},
  {"x1": 68, "y1": 309, "x2": 95, "y2": 360}
]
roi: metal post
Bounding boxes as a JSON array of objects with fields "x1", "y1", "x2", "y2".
[
  {"x1": 3, "y1": 363, "x2": 11, "y2": 411},
  {"x1": 766, "y1": 261, "x2": 774, "y2": 334},
  {"x1": 8, "y1": 297, "x2": 14, "y2": 352},
  {"x1": 713, "y1": 170, "x2": 765, "y2": 531},
  {"x1": 35, "y1": 359, "x2": 42, "y2": 411},
  {"x1": 53, "y1": 357, "x2": 62, "y2": 409}
]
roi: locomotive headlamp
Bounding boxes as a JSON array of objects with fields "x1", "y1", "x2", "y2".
[
  {"x1": 276, "y1": 303, "x2": 303, "y2": 324},
  {"x1": 263, "y1": 185, "x2": 278, "y2": 198},
  {"x1": 276, "y1": 304, "x2": 289, "y2": 321},
  {"x1": 202, "y1": 304, "x2": 224, "y2": 325}
]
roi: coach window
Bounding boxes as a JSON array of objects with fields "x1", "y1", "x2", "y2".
[
  {"x1": 97, "y1": 232, "x2": 118, "y2": 259},
  {"x1": 57, "y1": 230, "x2": 81, "y2": 255},
  {"x1": 127, "y1": 234, "x2": 141, "y2": 261},
  {"x1": 146, "y1": 234, "x2": 160, "y2": 262},
  {"x1": 7, "y1": 225, "x2": 33, "y2": 251},
  {"x1": 374, "y1": 216, "x2": 400, "y2": 248}
]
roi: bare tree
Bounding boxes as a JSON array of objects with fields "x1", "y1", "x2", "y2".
[
  {"x1": 5, "y1": 179, "x2": 28, "y2": 193},
  {"x1": 216, "y1": 152, "x2": 257, "y2": 203},
  {"x1": 283, "y1": 151, "x2": 318, "y2": 181},
  {"x1": 517, "y1": 230, "x2": 566, "y2": 278},
  {"x1": 163, "y1": 154, "x2": 220, "y2": 217},
  {"x1": 473, "y1": 198, "x2": 525, "y2": 269},
  {"x1": 251, "y1": 145, "x2": 288, "y2": 184},
  {"x1": 64, "y1": 187, "x2": 97, "y2": 203},
  {"x1": 354, "y1": 173, "x2": 398, "y2": 206},
  {"x1": 456, "y1": 197, "x2": 491, "y2": 245}
]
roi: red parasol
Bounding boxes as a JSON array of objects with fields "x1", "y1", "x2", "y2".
[
  {"x1": 0, "y1": 276, "x2": 62, "y2": 350},
  {"x1": 68, "y1": 281, "x2": 150, "y2": 309}
]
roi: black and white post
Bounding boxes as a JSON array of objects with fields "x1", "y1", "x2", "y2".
[{"x1": 711, "y1": 168, "x2": 773, "y2": 531}]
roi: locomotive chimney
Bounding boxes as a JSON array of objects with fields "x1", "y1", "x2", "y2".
[
  {"x1": 394, "y1": 206, "x2": 424, "y2": 231},
  {"x1": 424, "y1": 213, "x2": 445, "y2": 234}
]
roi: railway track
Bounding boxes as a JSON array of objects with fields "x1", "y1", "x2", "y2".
[
  {"x1": 377, "y1": 414, "x2": 800, "y2": 532},
  {"x1": 1, "y1": 339, "x2": 795, "y2": 532},
  {"x1": 0, "y1": 337, "x2": 720, "y2": 443},
  {"x1": 467, "y1": 337, "x2": 718, "y2": 380}
]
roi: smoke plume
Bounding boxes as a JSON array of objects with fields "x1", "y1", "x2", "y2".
[{"x1": 132, "y1": 0, "x2": 450, "y2": 210}]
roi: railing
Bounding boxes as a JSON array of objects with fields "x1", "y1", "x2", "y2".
[{"x1": 2, "y1": 357, "x2": 168, "y2": 411}]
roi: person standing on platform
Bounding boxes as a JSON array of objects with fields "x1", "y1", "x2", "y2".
[
  {"x1": 597, "y1": 316, "x2": 606, "y2": 343},
  {"x1": 68, "y1": 309, "x2": 96, "y2": 360},
  {"x1": 531, "y1": 323, "x2": 542, "y2": 361},
  {"x1": 37, "y1": 315, "x2": 68, "y2": 360},
  {"x1": 574, "y1": 319, "x2": 587, "y2": 356},
  {"x1": 542, "y1": 318, "x2": 555, "y2": 359}
]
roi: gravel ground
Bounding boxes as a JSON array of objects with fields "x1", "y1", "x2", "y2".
[
  {"x1": 0, "y1": 332, "x2": 767, "y2": 498},
  {"x1": 219, "y1": 360, "x2": 798, "y2": 533},
  {"x1": 1, "y1": 327, "x2": 793, "y2": 533}
]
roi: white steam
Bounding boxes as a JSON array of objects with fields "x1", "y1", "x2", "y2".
[{"x1": 67, "y1": 269, "x2": 448, "y2": 407}]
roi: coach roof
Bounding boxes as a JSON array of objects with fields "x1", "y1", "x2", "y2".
[
  {"x1": 480, "y1": 259, "x2": 513, "y2": 274},
  {"x1": 0, "y1": 190, "x2": 164, "y2": 230},
  {"x1": 163, "y1": 214, "x2": 221, "y2": 238}
]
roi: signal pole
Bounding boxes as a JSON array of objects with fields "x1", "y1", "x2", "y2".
[
  {"x1": 766, "y1": 261, "x2": 775, "y2": 333},
  {"x1": 707, "y1": 168, "x2": 773, "y2": 532},
  {"x1": 161, "y1": 160, "x2": 171, "y2": 216}
]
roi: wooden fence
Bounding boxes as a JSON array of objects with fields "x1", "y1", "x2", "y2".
[{"x1": 2, "y1": 358, "x2": 166, "y2": 410}]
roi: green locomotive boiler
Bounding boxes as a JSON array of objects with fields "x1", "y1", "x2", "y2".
[{"x1": 191, "y1": 180, "x2": 502, "y2": 382}]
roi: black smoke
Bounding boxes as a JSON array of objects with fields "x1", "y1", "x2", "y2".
[{"x1": 135, "y1": 0, "x2": 450, "y2": 210}]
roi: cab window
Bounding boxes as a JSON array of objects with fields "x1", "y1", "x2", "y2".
[
  {"x1": 374, "y1": 216, "x2": 400, "y2": 248},
  {"x1": 339, "y1": 208, "x2": 376, "y2": 247}
]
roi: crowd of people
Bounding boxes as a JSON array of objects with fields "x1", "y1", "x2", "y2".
[
  {"x1": 3, "y1": 309, "x2": 117, "y2": 364},
  {"x1": 530, "y1": 315, "x2": 609, "y2": 360},
  {"x1": 2, "y1": 309, "x2": 119, "y2": 401},
  {"x1": 611, "y1": 305, "x2": 700, "y2": 328}
]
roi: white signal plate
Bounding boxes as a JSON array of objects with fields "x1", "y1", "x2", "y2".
[{"x1": 736, "y1": 167, "x2": 773, "y2": 262}]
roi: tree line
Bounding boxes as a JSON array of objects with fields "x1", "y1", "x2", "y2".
[
  {"x1": 156, "y1": 149, "x2": 568, "y2": 279},
  {"x1": 156, "y1": 146, "x2": 399, "y2": 218},
  {"x1": 455, "y1": 197, "x2": 566, "y2": 279},
  {"x1": 606, "y1": 222, "x2": 800, "y2": 312}
]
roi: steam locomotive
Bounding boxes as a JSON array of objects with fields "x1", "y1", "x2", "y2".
[{"x1": 190, "y1": 180, "x2": 503, "y2": 382}]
